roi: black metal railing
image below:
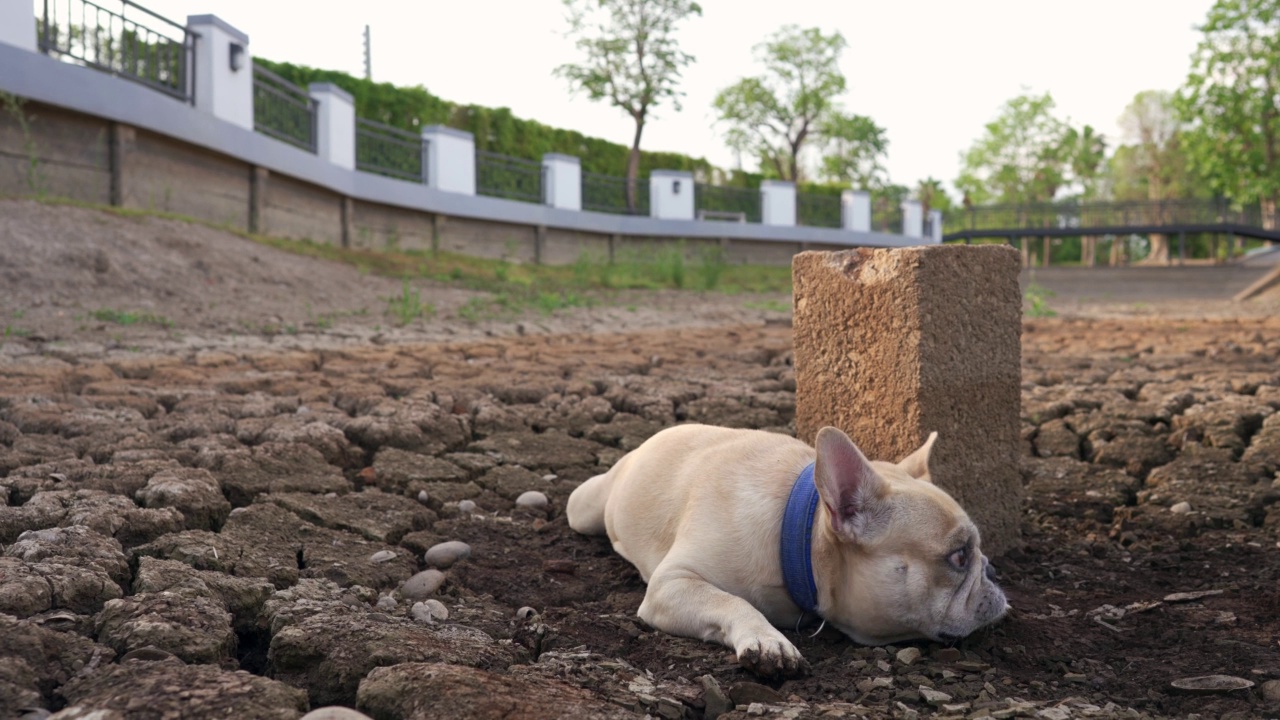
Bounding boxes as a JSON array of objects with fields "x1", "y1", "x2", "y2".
[
  {"x1": 38, "y1": 0, "x2": 193, "y2": 101},
  {"x1": 252, "y1": 63, "x2": 316, "y2": 153},
  {"x1": 476, "y1": 150, "x2": 544, "y2": 203},
  {"x1": 356, "y1": 118, "x2": 424, "y2": 182},
  {"x1": 797, "y1": 191, "x2": 842, "y2": 229},
  {"x1": 695, "y1": 183, "x2": 761, "y2": 223},
  {"x1": 944, "y1": 198, "x2": 1280, "y2": 238},
  {"x1": 582, "y1": 171, "x2": 650, "y2": 215},
  {"x1": 872, "y1": 199, "x2": 904, "y2": 234}
]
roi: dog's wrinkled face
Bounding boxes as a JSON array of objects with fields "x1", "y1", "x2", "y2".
[{"x1": 811, "y1": 428, "x2": 1009, "y2": 646}]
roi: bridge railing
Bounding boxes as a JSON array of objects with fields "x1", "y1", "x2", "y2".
[{"x1": 946, "y1": 198, "x2": 1279, "y2": 235}]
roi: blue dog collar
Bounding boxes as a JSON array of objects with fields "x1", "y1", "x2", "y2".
[{"x1": 780, "y1": 462, "x2": 821, "y2": 616}]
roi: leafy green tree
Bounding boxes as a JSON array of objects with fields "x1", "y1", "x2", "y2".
[
  {"x1": 915, "y1": 177, "x2": 953, "y2": 216},
  {"x1": 819, "y1": 111, "x2": 889, "y2": 189},
  {"x1": 714, "y1": 25, "x2": 870, "y2": 182},
  {"x1": 1062, "y1": 124, "x2": 1107, "y2": 199},
  {"x1": 1179, "y1": 0, "x2": 1280, "y2": 226},
  {"x1": 955, "y1": 92, "x2": 1070, "y2": 205},
  {"x1": 555, "y1": 0, "x2": 702, "y2": 211}
]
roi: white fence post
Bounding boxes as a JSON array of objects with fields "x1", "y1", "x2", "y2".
[
  {"x1": 842, "y1": 190, "x2": 871, "y2": 232},
  {"x1": 0, "y1": 0, "x2": 36, "y2": 51},
  {"x1": 186, "y1": 15, "x2": 252, "y2": 129},
  {"x1": 542, "y1": 153, "x2": 581, "y2": 210},
  {"x1": 761, "y1": 180, "x2": 796, "y2": 226},
  {"x1": 902, "y1": 199, "x2": 924, "y2": 238},
  {"x1": 650, "y1": 170, "x2": 694, "y2": 220},
  {"x1": 309, "y1": 83, "x2": 355, "y2": 169},
  {"x1": 421, "y1": 126, "x2": 475, "y2": 195},
  {"x1": 928, "y1": 209, "x2": 943, "y2": 243}
]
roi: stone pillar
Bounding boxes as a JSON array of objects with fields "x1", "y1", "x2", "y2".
[
  {"x1": 0, "y1": 0, "x2": 36, "y2": 51},
  {"x1": 308, "y1": 83, "x2": 355, "y2": 169},
  {"x1": 542, "y1": 153, "x2": 581, "y2": 211},
  {"x1": 928, "y1": 209, "x2": 943, "y2": 243},
  {"x1": 187, "y1": 15, "x2": 252, "y2": 130},
  {"x1": 108, "y1": 123, "x2": 135, "y2": 207},
  {"x1": 760, "y1": 180, "x2": 795, "y2": 226},
  {"x1": 842, "y1": 190, "x2": 871, "y2": 232},
  {"x1": 902, "y1": 199, "x2": 924, "y2": 239},
  {"x1": 421, "y1": 126, "x2": 475, "y2": 195},
  {"x1": 649, "y1": 170, "x2": 694, "y2": 221},
  {"x1": 792, "y1": 245, "x2": 1023, "y2": 556}
]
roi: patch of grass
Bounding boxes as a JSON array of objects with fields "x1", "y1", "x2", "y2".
[
  {"x1": 4, "y1": 325, "x2": 31, "y2": 337},
  {"x1": 1024, "y1": 283, "x2": 1057, "y2": 318},
  {"x1": 91, "y1": 308, "x2": 172, "y2": 328},
  {"x1": 386, "y1": 279, "x2": 434, "y2": 325},
  {"x1": 744, "y1": 298, "x2": 791, "y2": 313}
]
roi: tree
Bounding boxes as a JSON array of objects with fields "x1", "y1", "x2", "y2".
[
  {"x1": 955, "y1": 92, "x2": 1070, "y2": 206},
  {"x1": 1178, "y1": 0, "x2": 1280, "y2": 226},
  {"x1": 1063, "y1": 124, "x2": 1107, "y2": 199},
  {"x1": 914, "y1": 177, "x2": 953, "y2": 216},
  {"x1": 555, "y1": 0, "x2": 702, "y2": 211},
  {"x1": 819, "y1": 111, "x2": 889, "y2": 189},
  {"x1": 713, "y1": 25, "x2": 854, "y2": 182},
  {"x1": 1119, "y1": 90, "x2": 1180, "y2": 262}
]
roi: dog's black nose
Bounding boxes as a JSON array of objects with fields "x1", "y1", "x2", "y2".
[{"x1": 984, "y1": 559, "x2": 998, "y2": 582}]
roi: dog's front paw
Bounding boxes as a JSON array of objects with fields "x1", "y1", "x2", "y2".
[{"x1": 736, "y1": 635, "x2": 810, "y2": 678}]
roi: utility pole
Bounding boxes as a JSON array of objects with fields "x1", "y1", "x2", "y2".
[{"x1": 363, "y1": 25, "x2": 371, "y2": 80}]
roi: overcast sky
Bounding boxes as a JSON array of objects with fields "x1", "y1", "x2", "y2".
[{"x1": 132, "y1": 0, "x2": 1215, "y2": 194}]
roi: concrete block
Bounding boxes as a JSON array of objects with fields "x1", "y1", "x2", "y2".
[{"x1": 792, "y1": 245, "x2": 1023, "y2": 555}]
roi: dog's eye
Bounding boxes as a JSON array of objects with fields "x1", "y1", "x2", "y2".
[{"x1": 948, "y1": 548, "x2": 969, "y2": 571}]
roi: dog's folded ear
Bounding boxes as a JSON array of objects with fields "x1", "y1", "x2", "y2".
[
  {"x1": 896, "y1": 431, "x2": 939, "y2": 483},
  {"x1": 813, "y1": 427, "x2": 890, "y2": 543}
]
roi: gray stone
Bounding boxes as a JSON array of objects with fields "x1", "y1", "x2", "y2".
[
  {"x1": 457, "y1": 500, "x2": 477, "y2": 514},
  {"x1": 424, "y1": 541, "x2": 471, "y2": 569},
  {"x1": 919, "y1": 686, "x2": 953, "y2": 706},
  {"x1": 411, "y1": 599, "x2": 449, "y2": 624},
  {"x1": 301, "y1": 708, "x2": 374, "y2": 720},
  {"x1": 699, "y1": 675, "x2": 733, "y2": 719},
  {"x1": 896, "y1": 647, "x2": 922, "y2": 665},
  {"x1": 401, "y1": 570, "x2": 446, "y2": 600},
  {"x1": 1261, "y1": 679, "x2": 1280, "y2": 703},
  {"x1": 515, "y1": 491, "x2": 548, "y2": 510},
  {"x1": 728, "y1": 681, "x2": 783, "y2": 706},
  {"x1": 376, "y1": 595, "x2": 397, "y2": 611},
  {"x1": 369, "y1": 550, "x2": 397, "y2": 563}
]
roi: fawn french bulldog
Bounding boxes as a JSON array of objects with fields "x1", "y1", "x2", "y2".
[{"x1": 566, "y1": 424, "x2": 1007, "y2": 676}]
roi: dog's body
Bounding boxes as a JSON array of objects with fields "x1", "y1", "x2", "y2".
[{"x1": 566, "y1": 424, "x2": 1007, "y2": 676}]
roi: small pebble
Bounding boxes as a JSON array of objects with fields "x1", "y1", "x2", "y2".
[
  {"x1": 401, "y1": 569, "x2": 446, "y2": 600},
  {"x1": 300, "y1": 708, "x2": 374, "y2": 720},
  {"x1": 457, "y1": 499, "x2": 477, "y2": 514},
  {"x1": 515, "y1": 606, "x2": 538, "y2": 620},
  {"x1": 424, "y1": 541, "x2": 472, "y2": 569},
  {"x1": 515, "y1": 490, "x2": 548, "y2": 510},
  {"x1": 896, "y1": 647, "x2": 921, "y2": 665},
  {"x1": 918, "y1": 686, "x2": 952, "y2": 706},
  {"x1": 369, "y1": 550, "x2": 397, "y2": 563},
  {"x1": 410, "y1": 599, "x2": 449, "y2": 624},
  {"x1": 375, "y1": 595, "x2": 397, "y2": 611},
  {"x1": 417, "y1": 490, "x2": 430, "y2": 505},
  {"x1": 1261, "y1": 679, "x2": 1280, "y2": 702},
  {"x1": 1170, "y1": 501, "x2": 1192, "y2": 514},
  {"x1": 541, "y1": 473, "x2": 557, "y2": 481}
]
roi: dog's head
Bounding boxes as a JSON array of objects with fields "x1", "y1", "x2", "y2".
[{"x1": 810, "y1": 426, "x2": 1008, "y2": 646}]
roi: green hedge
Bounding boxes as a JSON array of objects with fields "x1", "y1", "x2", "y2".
[{"x1": 258, "y1": 59, "x2": 730, "y2": 181}]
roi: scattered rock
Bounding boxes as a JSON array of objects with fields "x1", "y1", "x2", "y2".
[
  {"x1": 457, "y1": 500, "x2": 477, "y2": 514},
  {"x1": 401, "y1": 570, "x2": 446, "y2": 601},
  {"x1": 728, "y1": 681, "x2": 783, "y2": 706},
  {"x1": 896, "y1": 647, "x2": 922, "y2": 665},
  {"x1": 410, "y1": 600, "x2": 449, "y2": 624},
  {"x1": 424, "y1": 541, "x2": 472, "y2": 569},
  {"x1": 919, "y1": 686, "x2": 953, "y2": 706},
  {"x1": 1170, "y1": 501, "x2": 1192, "y2": 514},
  {"x1": 301, "y1": 708, "x2": 374, "y2": 720},
  {"x1": 1261, "y1": 678, "x2": 1280, "y2": 702},
  {"x1": 515, "y1": 490, "x2": 549, "y2": 510},
  {"x1": 1164, "y1": 589, "x2": 1225, "y2": 603},
  {"x1": 369, "y1": 550, "x2": 397, "y2": 563}
]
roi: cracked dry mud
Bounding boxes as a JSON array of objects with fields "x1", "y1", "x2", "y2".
[
  {"x1": 2, "y1": 316, "x2": 1279, "y2": 720},
  {"x1": 3, "y1": 203, "x2": 1280, "y2": 719}
]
